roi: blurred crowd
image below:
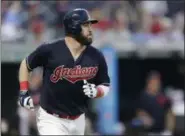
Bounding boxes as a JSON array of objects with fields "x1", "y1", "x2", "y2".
[{"x1": 1, "y1": 0, "x2": 184, "y2": 52}]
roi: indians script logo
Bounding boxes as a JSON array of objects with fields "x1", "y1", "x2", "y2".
[{"x1": 50, "y1": 65, "x2": 98, "y2": 83}]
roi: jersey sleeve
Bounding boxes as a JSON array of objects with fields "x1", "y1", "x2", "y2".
[
  {"x1": 26, "y1": 44, "x2": 50, "y2": 71},
  {"x1": 95, "y1": 52, "x2": 110, "y2": 86}
]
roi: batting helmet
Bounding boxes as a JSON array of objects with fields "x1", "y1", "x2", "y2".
[{"x1": 63, "y1": 8, "x2": 98, "y2": 35}]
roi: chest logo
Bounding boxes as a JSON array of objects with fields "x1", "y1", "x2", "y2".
[{"x1": 50, "y1": 65, "x2": 98, "y2": 83}]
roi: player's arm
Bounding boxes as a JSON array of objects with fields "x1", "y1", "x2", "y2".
[
  {"x1": 18, "y1": 58, "x2": 34, "y2": 109},
  {"x1": 135, "y1": 94, "x2": 154, "y2": 127},
  {"x1": 94, "y1": 52, "x2": 110, "y2": 98},
  {"x1": 19, "y1": 59, "x2": 30, "y2": 85},
  {"x1": 83, "y1": 52, "x2": 110, "y2": 98},
  {"x1": 18, "y1": 44, "x2": 49, "y2": 109},
  {"x1": 163, "y1": 99, "x2": 175, "y2": 135},
  {"x1": 136, "y1": 109, "x2": 154, "y2": 127}
]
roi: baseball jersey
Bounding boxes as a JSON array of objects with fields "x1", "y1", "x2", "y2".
[
  {"x1": 26, "y1": 39, "x2": 110, "y2": 116},
  {"x1": 137, "y1": 91, "x2": 172, "y2": 132}
]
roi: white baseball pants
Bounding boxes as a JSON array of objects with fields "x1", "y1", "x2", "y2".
[{"x1": 36, "y1": 107, "x2": 85, "y2": 135}]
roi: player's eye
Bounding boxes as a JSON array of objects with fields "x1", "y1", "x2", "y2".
[{"x1": 82, "y1": 23, "x2": 91, "y2": 27}]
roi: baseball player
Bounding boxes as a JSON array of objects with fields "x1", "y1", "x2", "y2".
[{"x1": 18, "y1": 8, "x2": 110, "y2": 135}]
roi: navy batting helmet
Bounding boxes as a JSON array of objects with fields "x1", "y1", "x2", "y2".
[{"x1": 63, "y1": 8, "x2": 98, "y2": 35}]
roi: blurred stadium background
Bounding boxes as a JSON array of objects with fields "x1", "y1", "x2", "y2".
[{"x1": 1, "y1": 0, "x2": 184, "y2": 136}]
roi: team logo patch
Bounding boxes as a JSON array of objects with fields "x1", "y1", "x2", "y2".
[{"x1": 50, "y1": 65, "x2": 98, "y2": 83}]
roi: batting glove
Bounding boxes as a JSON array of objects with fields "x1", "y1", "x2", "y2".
[
  {"x1": 83, "y1": 80, "x2": 97, "y2": 98},
  {"x1": 18, "y1": 91, "x2": 34, "y2": 110}
]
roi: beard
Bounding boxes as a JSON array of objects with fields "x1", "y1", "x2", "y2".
[{"x1": 74, "y1": 32, "x2": 93, "y2": 46}]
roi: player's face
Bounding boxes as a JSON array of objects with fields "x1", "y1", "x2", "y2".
[
  {"x1": 147, "y1": 77, "x2": 161, "y2": 94},
  {"x1": 79, "y1": 22, "x2": 93, "y2": 46}
]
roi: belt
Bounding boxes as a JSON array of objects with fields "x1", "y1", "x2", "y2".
[{"x1": 46, "y1": 110, "x2": 80, "y2": 120}]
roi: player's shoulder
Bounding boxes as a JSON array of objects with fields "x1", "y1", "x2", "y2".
[
  {"x1": 39, "y1": 38, "x2": 65, "y2": 50},
  {"x1": 88, "y1": 46, "x2": 104, "y2": 58},
  {"x1": 43, "y1": 38, "x2": 64, "y2": 47}
]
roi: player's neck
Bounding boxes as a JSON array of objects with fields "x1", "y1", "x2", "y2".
[{"x1": 65, "y1": 37, "x2": 86, "y2": 57}]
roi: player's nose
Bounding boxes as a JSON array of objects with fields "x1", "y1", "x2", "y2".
[{"x1": 87, "y1": 23, "x2": 92, "y2": 30}]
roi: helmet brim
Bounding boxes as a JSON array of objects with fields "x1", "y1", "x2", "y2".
[{"x1": 83, "y1": 19, "x2": 98, "y2": 24}]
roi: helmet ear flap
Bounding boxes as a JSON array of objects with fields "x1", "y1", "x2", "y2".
[{"x1": 70, "y1": 21, "x2": 82, "y2": 35}]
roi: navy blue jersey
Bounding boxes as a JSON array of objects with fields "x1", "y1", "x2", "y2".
[
  {"x1": 137, "y1": 91, "x2": 172, "y2": 132},
  {"x1": 26, "y1": 39, "x2": 110, "y2": 116}
]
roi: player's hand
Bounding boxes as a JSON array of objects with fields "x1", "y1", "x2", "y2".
[
  {"x1": 83, "y1": 80, "x2": 97, "y2": 98},
  {"x1": 160, "y1": 130, "x2": 172, "y2": 136},
  {"x1": 18, "y1": 91, "x2": 34, "y2": 110}
]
